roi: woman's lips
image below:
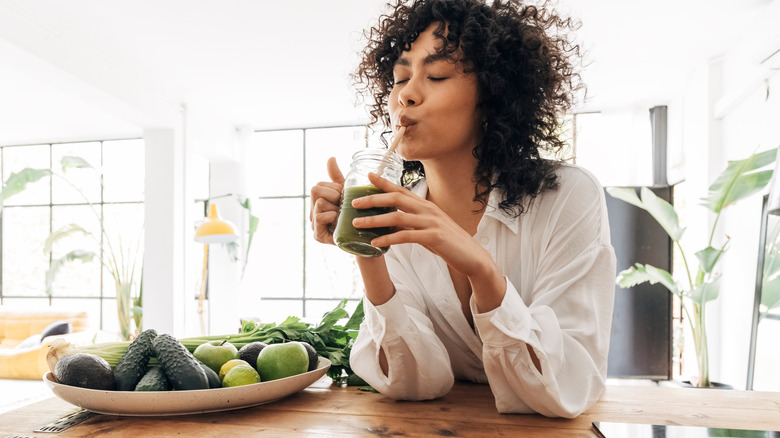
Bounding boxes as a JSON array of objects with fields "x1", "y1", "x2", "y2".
[{"x1": 397, "y1": 116, "x2": 417, "y2": 130}]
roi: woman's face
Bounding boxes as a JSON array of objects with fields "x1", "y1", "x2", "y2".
[{"x1": 388, "y1": 23, "x2": 481, "y2": 163}]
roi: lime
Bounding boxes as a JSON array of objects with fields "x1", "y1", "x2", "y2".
[
  {"x1": 219, "y1": 359, "x2": 250, "y2": 381},
  {"x1": 222, "y1": 364, "x2": 261, "y2": 387}
]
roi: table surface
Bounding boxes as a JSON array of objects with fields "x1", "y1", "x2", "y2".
[{"x1": 2, "y1": 378, "x2": 780, "y2": 437}]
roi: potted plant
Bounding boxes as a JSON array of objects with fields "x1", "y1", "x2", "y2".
[
  {"x1": 0, "y1": 156, "x2": 143, "y2": 341},
  {"x1": 606, "y1": 147, "x2": 777, "y2": 387}
]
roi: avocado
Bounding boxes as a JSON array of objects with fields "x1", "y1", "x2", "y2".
[
  {"x1": 152, "y1": 333, "x2": 209, "y2": 390},
  {"x1": 134, "y1": 366, "x2": 171, "y2": 391},
  {"x1": 298, "y1": 341, "x2": 319, "y2": 371},
  {"x1": 54, "y1": 353, "x2": 114, "y2": 390},
  {"x1": 198, "y1": 361, "x2": 222, "y2": 389},
  {"x1": 238, "y1": 341, "x2": 267, "y2": 370}
]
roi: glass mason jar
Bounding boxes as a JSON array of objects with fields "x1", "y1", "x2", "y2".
[{"x1": 333, "y1": 148, "x2": 403, "y2": 257}]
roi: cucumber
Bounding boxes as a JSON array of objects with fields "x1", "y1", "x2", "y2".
[
  {"x1": 134, "y1": 366, "x2": 171, "y2": 391},
  {"x1": 114, "y1": 329, "x2": 158, "y2": 391},
  {"x1": 152, "y1": 333, "x2": 209, "y2": 390}
]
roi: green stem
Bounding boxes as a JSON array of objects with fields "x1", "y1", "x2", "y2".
[
  {"x1": 708, "y1": 211, "x2": 722, "y2": 248},
  {"x1": 676, "y1": 241, "x2": 695, "y2": 290}
]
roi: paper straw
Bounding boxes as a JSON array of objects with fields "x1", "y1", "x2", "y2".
[{"x1": 377, "y1": 126, "x2": 406, "y2": 176}]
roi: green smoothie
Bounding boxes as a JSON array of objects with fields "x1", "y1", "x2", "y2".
[{"x1": 334, "y1": 184, "x2": 395, "y2": 257}]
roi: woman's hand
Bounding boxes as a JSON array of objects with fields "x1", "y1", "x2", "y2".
[
  {"x1": 309, "y1": 157, "x2": 345, "y2": 245},
  {"x1": 352, "y1": 173, "x2": 493, "y2": 279}
]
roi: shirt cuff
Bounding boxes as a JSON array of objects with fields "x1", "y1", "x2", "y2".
[
  {"x1": 471, "y1": 278, "x2": 538, "y2": 347},
  {"x1": 363, "y1": 293, "x2": 412, "y2": 342}
]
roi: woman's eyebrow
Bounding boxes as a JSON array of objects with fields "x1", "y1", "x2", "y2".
[{"x1": 394, "y1": 53, "x2": 449, "y2": 67}]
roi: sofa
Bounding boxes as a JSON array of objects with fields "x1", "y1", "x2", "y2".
[{"x1": 0, "y1": 309, "x2": 92, "y2": 380}]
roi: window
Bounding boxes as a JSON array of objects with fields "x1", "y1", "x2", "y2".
[
  {"x1": 242, "y1": 126, "x2": 370, "y2": 321},
  {"x1": 0, "y1": 139, "x2": 145, "y2": 334}
]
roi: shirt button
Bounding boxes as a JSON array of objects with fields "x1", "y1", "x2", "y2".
[{"x1": 479, "y1": 236, "x2": 489, "y2": 245}]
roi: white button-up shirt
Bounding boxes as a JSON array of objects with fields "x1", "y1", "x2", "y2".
[{"x1": 350, "y1": 164, "x2": 617, "y2": 418}]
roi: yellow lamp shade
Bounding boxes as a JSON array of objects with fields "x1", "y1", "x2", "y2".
[{"x1": 195, "y1": 204, "x2": 239, "y2": 244}]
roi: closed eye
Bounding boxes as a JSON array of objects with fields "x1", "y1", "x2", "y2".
[
  {"x1": 394, "y1": 78, "x2": 409, "y2": 85},
  {"x1": 428, "y1": 76, "x2": 448, "y2": 82}
]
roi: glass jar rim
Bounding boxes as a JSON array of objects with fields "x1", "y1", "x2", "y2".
[{"x1": 351, "y1": 147, "x2": 403, "y2": 165}]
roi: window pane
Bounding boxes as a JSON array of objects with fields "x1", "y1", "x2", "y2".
[
  {"x1": 2, "y1": 206, "x2": 49, "y2": 296},
  {"x1": 247, "y1": 130, "x2": 304, "y2": 197},
  {"x1": 254, "y1": 299, "x2": 303, "y2": 324},
  {"x1": 51, "y1": 142, "x2": 101, "y2": 204},
  {"x1": 0, "y1": 297, "x2": 50, "y2": 309},
  {"x1": 2, "y1": 145, "x2": 50, "y2": 206},
  {"x1": 240, "y1": 198, "x2": 303, "y2": 300},
  {"x1": 103, "y1": 139, "x2": 144, "y2": 202},
  {"x1": 50, "y1": 205, "x2": 101, "y2": 297},
  {"x1": 48, "y1": 298, "x2": 102, "y2": 330},
  {"x1": 305, "y1": 299, "x2": 360, "y2": 323},
  {"x1": 101, "y1": 203, "x2": 145, "y2": 295},
  {"x1": 305, "y1": 126, "x2": 367, "y2": 193},
  {"x1": 102, "y1": 298, "x2": 121, "y2": 335},
  {"x1": 305, "y1": 201, "x2": 364, "y2": 299}
]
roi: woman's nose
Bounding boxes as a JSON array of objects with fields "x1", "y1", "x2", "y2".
[{"x1": 398, "y1": 79, "x2": 420, "y2": 107}]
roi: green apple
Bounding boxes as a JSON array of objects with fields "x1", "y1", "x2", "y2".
[
  {"x1": 193, "y1": 340, "x2": 239, "y2": 374},
  {"x1": 256, "y1": 342, "x2": 309, "y2": 381}
]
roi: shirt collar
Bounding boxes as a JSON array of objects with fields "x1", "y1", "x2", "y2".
[{"x1": 408, "y1": 178, "x2": 520, "y2": 235}]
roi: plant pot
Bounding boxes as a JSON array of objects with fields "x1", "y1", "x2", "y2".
[{"x1": 678, "y1": 380, "x2": 734, "y2": 390}]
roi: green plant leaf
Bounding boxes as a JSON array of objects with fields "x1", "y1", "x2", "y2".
[
  {"x1": 687, "y1": 276, "x2": 721, "y2": 304},
  {"x1": 61, "y1": 156, "x2": 96, "y2": 172},
  {"x1": 695, "y1": 246, "x2": 726, "y2": 274},
  {"x1": 605, "y1": 187, "x2": 684, "y2": 241},
  {"x1": 701, "y1": 148, "x2": 777, "y2": 213},
  {"x1": 45, "y1": 249, "x2": 96, "y2": 295},
  {"x1": 616, "y1": 263, "x2": 680, "y2": 297},
  {"x1": 344, "y1": 299, "x2": 364, "y2": 331},
  {"x1": 605, "y1": 187, "x2": 644, "y2": 209},
  {"x1": 44, "y1": 224, "x2": 91, "y2": 254},
  {"x1": 640, "y1": 187, "x2": 685, "y2": 241},
  {"x1": 0, "y1": 168, "x2": 52, "y2": 204}
]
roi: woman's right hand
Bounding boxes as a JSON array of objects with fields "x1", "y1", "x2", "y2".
[{"x1": 309, "y1": 157, "x2": 345, "y2": 245}]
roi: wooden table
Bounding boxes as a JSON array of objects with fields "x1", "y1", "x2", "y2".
[{"x1": 1, "y1": 378, "x2": 779, "y2": 437}]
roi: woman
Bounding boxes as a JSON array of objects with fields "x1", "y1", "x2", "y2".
[{"x1": 310, "y1": 0, "x2": 616, "y2": 418}]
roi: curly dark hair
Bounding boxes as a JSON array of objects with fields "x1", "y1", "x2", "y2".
[{"x1": 354, "y1": 0, "x2": 583, "y2": 216}]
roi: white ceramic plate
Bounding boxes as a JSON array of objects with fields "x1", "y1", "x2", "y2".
[{"x1": 43, "y1": 357, "x2": 331, "y2": 416}]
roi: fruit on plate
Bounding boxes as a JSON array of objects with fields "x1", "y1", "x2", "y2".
[
  {"x1": 193, "y1": 340, "x2": 239, "y2": 374},
  {"x1": 198, "y1": 361, "x2": 222, "y2": 389},
  {"x1": 54, "y1": 353, "x2": 115, "y2": 390},
  {"x1": 152, "y1": 333, "x2": 209, "y2": 390},
  {"x1": 222, "y1": 363, "x2": 261, "y2": 387},
  {"x1": 256, "y1": 342, "x2": 309, "y2": 381},
  {"x1": 298, "y1": 341, "x2": 319, "y2": 371},
  {"x1": 219, "y1": 359, "x2": 250, "y2": 381},
  {"x1": 238, "y1": 341, "x2": 267, "y2": 369}
]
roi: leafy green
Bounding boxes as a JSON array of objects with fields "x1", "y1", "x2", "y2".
[{"x1": 178, "y1": 298, "x2": 363, "y2": 383}]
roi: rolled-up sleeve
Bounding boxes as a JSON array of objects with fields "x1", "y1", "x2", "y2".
[
  {"x1": 350, "y1": 284, "x2": 455, "y2": 400},
  {"x1": 473, "y1": 168, "x2": 616, "y2": 417},
  {"x1": 473, "y1": 243, "x2": 615, "y2": 417}
]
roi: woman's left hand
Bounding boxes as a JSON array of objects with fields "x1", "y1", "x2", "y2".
[{"x1": 351, "y1": 172, "x2": 490, "y2": 278}]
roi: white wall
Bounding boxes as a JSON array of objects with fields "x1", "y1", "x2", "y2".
[{"x1": 671, "y1": 5, "x2": 780, "y2": 386}]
